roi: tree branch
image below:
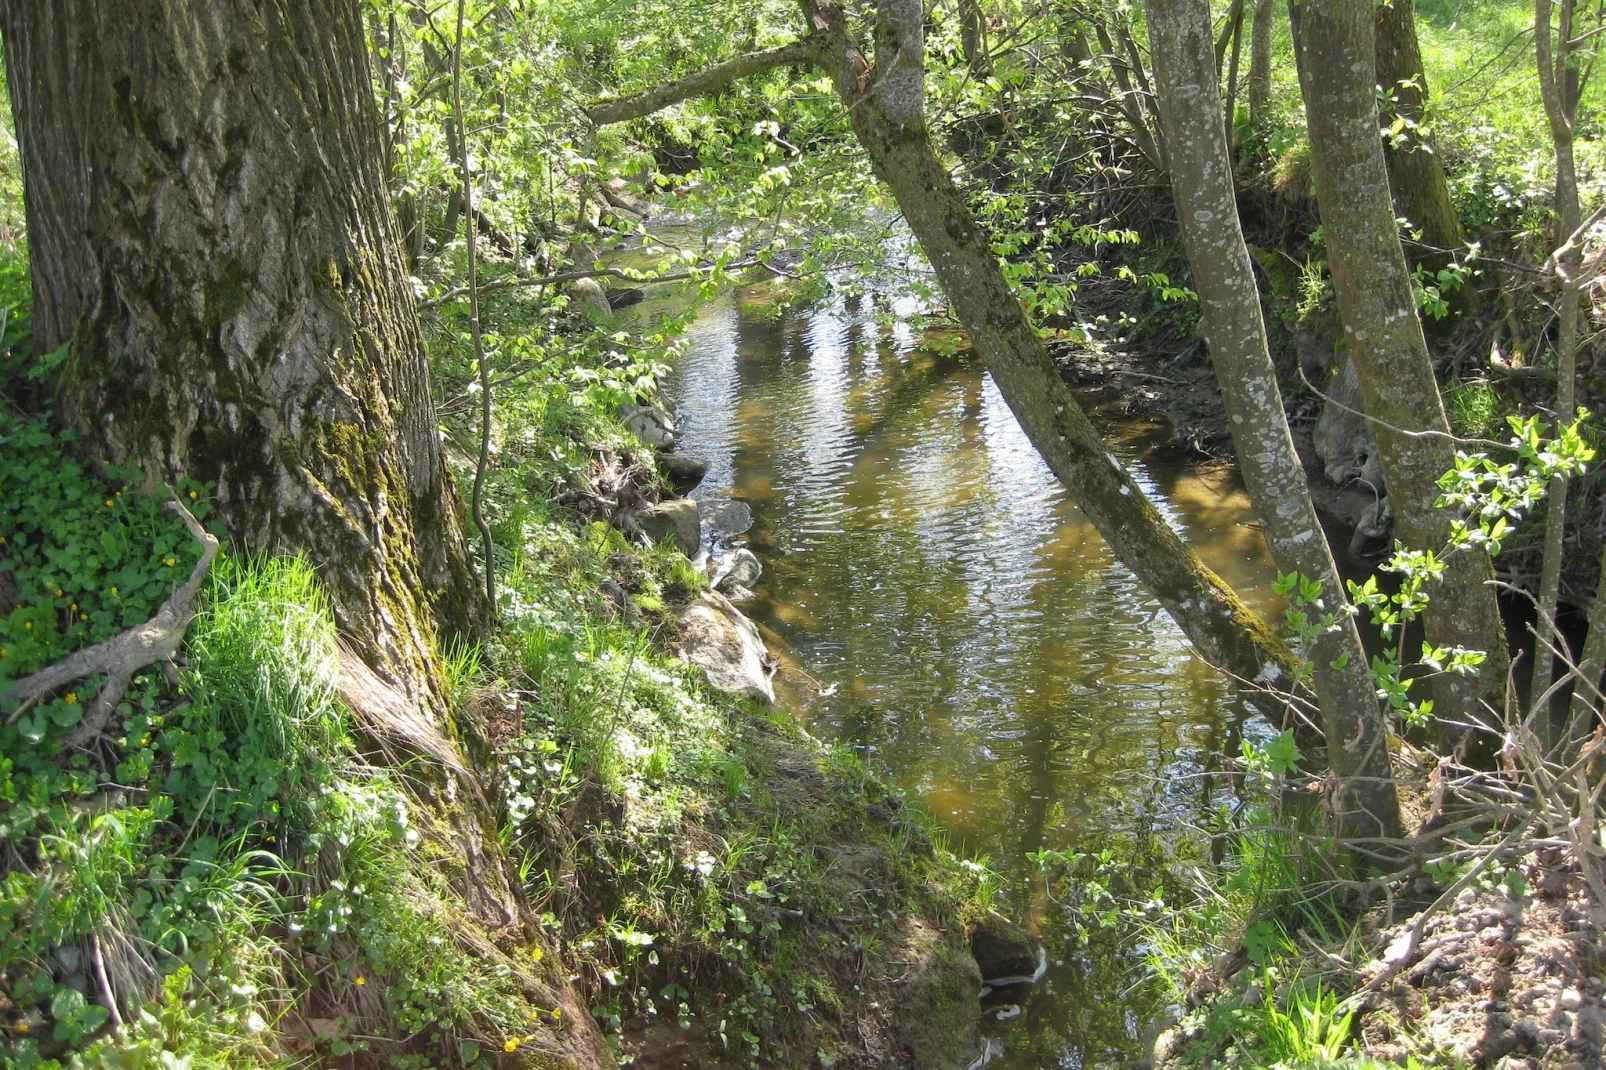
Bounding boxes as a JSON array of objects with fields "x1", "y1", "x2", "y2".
[
  {"x1": 3, "y1": 498, "x2": 219, "y2": 747},
  {"x1": 587, "y1": 39, "x2": 825, "y2": 125}
]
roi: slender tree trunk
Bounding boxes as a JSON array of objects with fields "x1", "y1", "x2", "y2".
[
  {"x1": 1294, "y1": 0, "x2": 1510, "y2": 744},
  {"x1": 1222, "y1": 1, "x2": 1245, "y2": 146},
  {"x1": 960, "y1": 0, "x2": 987, "y2": 76},
  {"x1": 0, "y1": 0, "x2": 485, "y2": 708},
  {"x1": 1248, "y1": 0, "x2": 1274, "y2": 126},
  {"x1": 1146, "y1": 0, "x2": 1401, "y2": 843},
  {"x1": 1375, "y1": 0, "x2": 1464, "y2": 261},
  {"x1": 1570, "y1": 545, "x2": 1606, "y2": 737},
  {"x1": 1533, "y1": 0, "x2": 1583, "y2": 707}
]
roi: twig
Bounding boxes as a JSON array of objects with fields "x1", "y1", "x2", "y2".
[
  {"x1": 90, "y1": 932, "x2": 122, "y2": 1030},
  {"x1": 4, "y1": 498, "x2": 219, "y2": 747}
]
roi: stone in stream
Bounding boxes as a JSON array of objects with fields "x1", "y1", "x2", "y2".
[
  {"x1": 711, "y1": 548, "x2": 762, "y2": 593},
  {"x1": 969, "y1": 912, "x2": 1043, "y2": 985},
  {"x1": 700, "y1": 497, "x2": 753, "y2": 538},
  {"x1": 659, "y1": 451, "x2": 708, "y2": 493},
  {"x1": 636, "y1": 498, "x2": 700, "y2": 556},
  {"x1": 620, "y1": 402, "x2": 677, "y2": 448},
  {"x1": 569, "y1": 276, "x2": 613, "y2": 320},
  {"x1": 676, "y1": 592, "x2": 774, "y2": 703}
]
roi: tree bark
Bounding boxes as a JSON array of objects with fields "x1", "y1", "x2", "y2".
[
  {"x1": 1248, "y1": 0, "x2": 1274, "y2": 126},
  {"x1": 1533, "y1": 0, "x2": 1583, "y2": 707},
  {"x1": 1375, "y1": 0, "x2": 1464, "y2": 261},
  {"x1": 1570, "y1": 544, "x2": 1606, "y2": 736},
  {"x1": 1294, "y1": 0, "x2": 1510, "y2": 743},
  {"x1": 1147, "y1": 0, "x2": 1402, "y2": 842},
  {"x1": 0, "y1": 0, "x2": 485, "y2": 710}
]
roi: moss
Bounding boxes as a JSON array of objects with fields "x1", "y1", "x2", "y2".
[{"x1": 202, "y1": 256, "x2": 251, "y2": 332}]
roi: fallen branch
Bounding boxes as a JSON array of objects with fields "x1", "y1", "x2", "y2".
[{"x1": 2, "y1": 497, "x2": 218, "y2": 748}]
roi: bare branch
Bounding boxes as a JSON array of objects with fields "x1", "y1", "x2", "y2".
[
  {"x1": 3, "y1": 498, "x2": 219, "y2": 747},
  {"x1": 587, "y1": 39, "x2": 825, "y2": 126}
]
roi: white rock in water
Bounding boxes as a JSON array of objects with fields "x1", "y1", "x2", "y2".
[
  {"x1": 570, "y1": 276, "x2": 613, "y2": 319},
  {"x1": 677, "y1": 592, "x2": 774, "y2": 703},
  {"x1": 620, "y1": 403, "x2": 677, "y2": 448},
  {"x1": 712, "y1": 548, "x2": 762, "y2": 593}
]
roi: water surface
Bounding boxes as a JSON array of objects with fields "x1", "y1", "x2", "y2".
[{"x1": 663, "y1": 282, "x2": 1282, "y2": 1068}]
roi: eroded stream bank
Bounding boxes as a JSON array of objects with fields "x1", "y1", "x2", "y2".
[{"x1": 659, "y1": 281, "x2": 1286, "y2": 1067}]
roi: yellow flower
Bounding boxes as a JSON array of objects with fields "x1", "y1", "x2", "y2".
[
  {"x1": 0, "y1": 649, "x2": 7, "y2": 658},
  {"x1": 529, "y1": 946, "x2": 544, "y2": 962},
  {"x1": 165, "y1": 557, "x2": 176, "y2": 567},
  {"x1": 551, "y1": 1008, "x2": 561, "y2": 1021},
  {"x1": 188, "y1": 490, "x2": 197, "y2": 500},
  {"x1": 109, "y1": 587, "x2": 118, "y2": 597},
  {"x1": 504, "y1": 1038, "x2": 521, "y2": 1053},
  {"x1": 105, "y1": 499, "x2": 114, "y2": 508},
  {"x1": 0, "y1": 535, "x2": 7, "y2": 544},
  {"x1": 354, "y1": 976, "x2": 366, "y2": 986},
  {"x1": 15, "y1": 1022, "x2": 27, "y2": 1034},
  {"x1": 64, "y1": 693, "x2": 77, "y2": 705},
  {"x1": 23, "y1": 621, "x2": 31, "y2": 630},
  {"x1": 79, "y1": 614, "x2": 88, "y2": 622}
]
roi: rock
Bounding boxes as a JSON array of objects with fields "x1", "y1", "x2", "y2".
[
  {"x1": 969, "y1": 912, "x2": 1042, "y2": 985},
  {"x1": 637, "y1": 499, "x2": 700, "y2": 556},
  {"x1": 659, "y1": 452, "x2": 708, "y2": 493},
  {"x1": 607, "y1": 287, "x2": 646, "y2": 310},
  {"x1": 890, "y1": 919, "x2": 982, "y2": 1070},
  {"x1": 621, "y1": 403, "x2": 677, "y2": 449},
  {"x1": 53, "y1": 943, "x2": 83, "y2": 974},
  {"x1": 1348, "y1": 495, "x2": 1394, "y2": 558},
  {"x1": 711, "y1": 549, "x2": 762, "y2": 593},
  {"x1": 570, "y1": 276, "x2": 613, "y2": 319},
  {"x1": 700, "y1": 497, "x2": 753, "y2": 538},
  {"x1": 677, "y1": 592, "x2": 774, "y2": 703},
  {"x1": 1312, "y1": 355, "x2": 1380, "y2": 487}
]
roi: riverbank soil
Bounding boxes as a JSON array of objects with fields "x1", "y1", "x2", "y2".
[{"x1": 1154, "y1": 851, "x2": 1606, "y2": 1068}]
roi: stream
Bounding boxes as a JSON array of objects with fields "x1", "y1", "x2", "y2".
[{"x1": 657, "y1": 276, "x2": 1285, "y2": 1067}]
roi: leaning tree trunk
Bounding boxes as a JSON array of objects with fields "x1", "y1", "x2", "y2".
[
  {"x1": 1295, "y1": 0, "x2": 1511, "y2": 743},
  {"x1": 802, "y1": 1, "x2": 1296, "y2": 690},
  {"x1": 1375, "y1": 0, "x2": 1464, "y2": 267},
  {"x1": 0, "y1": 0, "x2": 486, "y2": 710},
  {"x1": 1146, "y1": 0, "x2": 1402, "y2": 844}
]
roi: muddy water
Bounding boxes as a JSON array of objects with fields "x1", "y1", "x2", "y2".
[{"x1": 662, "y1": 282, "x2": 1283, "y2": 1068}]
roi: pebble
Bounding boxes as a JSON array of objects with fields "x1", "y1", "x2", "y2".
[{"x1": 1560, "y1": 990, "x2": 1583, "y2": 1011}]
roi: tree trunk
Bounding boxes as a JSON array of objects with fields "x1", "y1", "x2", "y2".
[
  {"x1": 1248, "y1": 0, "x2": 1274, "y2": 126},
  {"x1": 0, "y1": 0, "x2": 486, "y2": 709},
  {"x1": 1532, "y1": 0, "x2": 1583, "y2": 709},
  {"x1": 1375, "y1": 0, "x2": 1464, "y2": 261},
  {"x1": 1570, "y1": 544, "x2": 1606, "y2": 737},
  {"x1": 1146, "y1": 0, "x2": 1402, "y2": 843},
  {"x1": 960, "y1": 0, "x2": 986, "y2": 76},
  {"x1": 1294, "y1": 0, "x2": 1510, "y2": 743},
  {"x1": 804, "y1": 2, "x2": 1296, "y2": 691}
]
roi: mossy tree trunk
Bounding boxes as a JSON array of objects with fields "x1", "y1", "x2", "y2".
[
  {"x1": 1146, "y1": 0, "x2": 1402, "y2": 843},
  {"x1": 1375, "y1": 0, "x2": 1464, "y2": 265},
  {"x1": 1248, "y1": 0, "x2": 1275, "y2": 127},
  {"x1": 1294, "y1": 0, "x2": 1510, "y2": 743},
  {"x1": 0, "y1": 0, "x2": 486, "y2": 710},
  {"x1": 590, "y1": 1, "x2": 1299, "y2": 694}
]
